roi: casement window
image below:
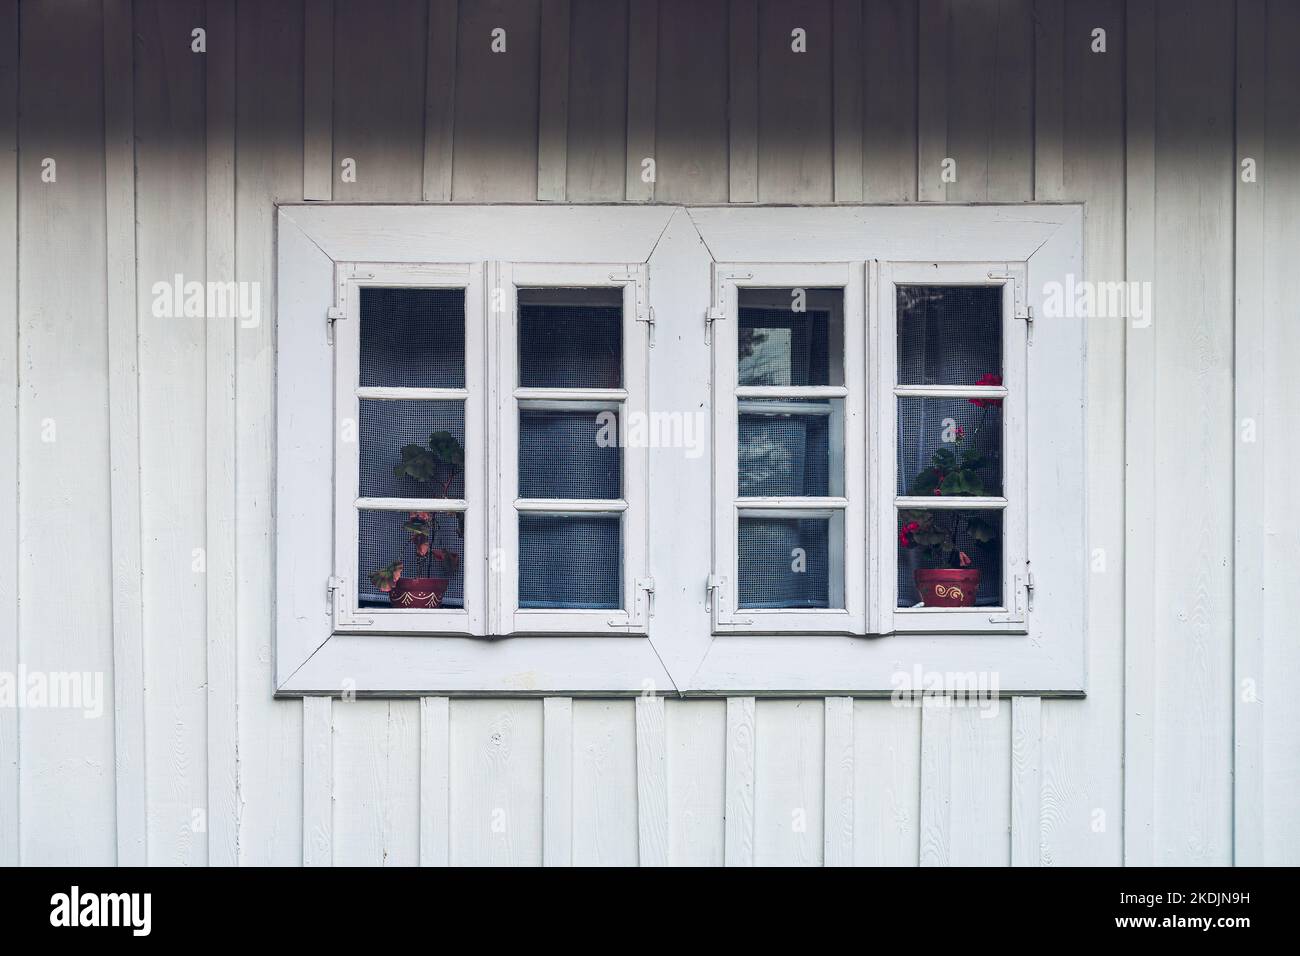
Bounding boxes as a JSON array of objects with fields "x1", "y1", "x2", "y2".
[{"x1": 276, "y1": 204, "x2": 1085, "y2": 695}]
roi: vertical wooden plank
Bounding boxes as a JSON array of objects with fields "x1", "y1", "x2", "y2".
[
  {"x1": 302, "y1": 0, "x2": 333, "y2": 200},
  {"x1": 236, "y1": 0, "x2": 304, "y2": 865},
  {"x1": 1010, "y1": 696, "x2": 1042, "y2": 866},
  {"x1": 1032, "y1": 0, "x2": 1064, "y2": 200},
  {"x1": 302, "y1": 696, "x2": 333, "y2": 867},
  {"x1": 420, "y1": 696, "x2": 450, "y2": 866},
  {"x1": 863, "y1": 0, "x2": 917, "y2": 201},
  {"x1": 102, "y1": 0, "x2": 147, "y2": 868},
  {"x1": 535, "y1": 0, "x2": 570, "y2": 201},
  {"x1": 332, "y1": 700, "x2": 421, "y2": 866},
  {"x1": 1122, "y1": 0, "x2": 1156, "y2": 869},
  {"x1": 205, "y1": 0, "x2": 239, "y2": 869},
  {"x1": 724, "y1": 696, "x2": 756, "y2": 866},
  {"x1": 948, "y1": 702, "x2": 1011, "y2": 866},
  {"x1": 624, "y1": 0, "x2": 657, "y2": 201},
  {"x1": 1231, "y1": 0, "x2": 1266, "y2": 869},
  {"x1": 635, "y1": 696, "x2": 668, "y2": 866},
  {"x1": 665, "y1": 699, "x2": 725, "y2": 866},
  {"x1": 333, "y1": 0, "x2": 427, "y2": 200},
  {"x1": 422, "y1": 0, "x2": 458, "y2": 201},
  {"x1": 656, "y1": 0, "x2": 727, "y2": 202},
  {"x1": 753, "y1": 699, "x2": 823, "y2": 866},
  {"x1": 1258, "y1": 0, "x2": 1300, "y2": 866},
  {"x1": 542, "y1": 696, "x2": 573, "y2": 866},
  {"x1": 728, "y1": 0, "x2": 758, "y2": 203},
  {"x1": 1041, "y1": 0, "x2": 1125, "y2": 868},
  {"x1": 757, "y1": 0, "x2": 833, "y2": 202},
  {"x1": 570, "y1": 700, "x2": 638, "y2": 866},
  {"x1": 0, "y1": 0, "x2": 16, "y2": 867},
  {"x1": 134, "y1": 0, "x2": 208, "y2": 867},
  {"x1": 853, "y1": 700, "x2": 921, "y2": 866},
  {"x1": 915, "y1": 0, "x2": 948, "y2": 201},
  {"x1": 1149, "y1": 0, "x2": 1235, "y2": 866},
  {"x1": 565, "y1": 0, "x2": 628, "y2": 202},
  {"x1": 822, "y1": 696, "x2": 853, "y2": 866},
  {"x1": 450, "y1": 700, "x2": 544, "y2": 866},
  {"x1": 20, "y1": 0, "x2": 116, "y2": 865},
  {"x1": 918, "y1": 696, "x2": 951, "y2": 866},
  {"x1": 452, "y1": 0, "x2": 541, "y2": 201},
  {"x1": 831, "y1": 0, "x2": 863, "y2": 202}
]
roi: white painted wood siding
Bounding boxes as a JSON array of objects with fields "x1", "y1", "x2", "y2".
[{"x1": 1, "y1": 0, "x2": 1296, "y2": 866}]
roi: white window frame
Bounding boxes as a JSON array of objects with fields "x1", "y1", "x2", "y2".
[
  {"x1": 275, "y1": 203, "x2": 1086, "y2": 697},
  {"x1": 709, "y1": 262, "x2": 866, "y2": 634},
  {"x1": 492, "y1": 262, "x2": 651, "y2": 635}
]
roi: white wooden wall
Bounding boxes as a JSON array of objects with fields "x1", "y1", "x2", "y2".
[{"x1": 2, "y1": 0, "x2": 1297, "y2": 866}]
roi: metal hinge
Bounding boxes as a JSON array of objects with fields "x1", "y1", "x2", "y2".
[
  {"x1": 328, "y1": 575, "x2": 373, "y2": 627},
  {"x1": 988, "y1": 564, "x2": 1033, "y2": 625},
  {"x1": 609, "y1": 576, "x2": 655, "y2": 629},
  {"x1": 705, "y1": 268, "x2": 753, "y2": 342},
  {"x1": 326, "y1": 306, "x2": 345, "y2": 345},
  {"x1": 988, "y1": 268, "x2": 1032, "y2": 343},
  {"x1": 610, "y1": 268, "x2": 654, "y2": 345}
]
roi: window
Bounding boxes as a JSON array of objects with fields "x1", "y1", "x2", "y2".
[{"x1": 276, "y1": 204, "x2": 1085, "y2": 695}]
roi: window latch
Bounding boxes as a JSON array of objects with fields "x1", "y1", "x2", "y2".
[{"x1": 326, "y1": 306, "x2": 345, "y2": 345}]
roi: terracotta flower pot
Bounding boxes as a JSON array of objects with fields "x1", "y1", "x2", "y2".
[
  {"x1": 914, "y1": 568, "x2": 980, "y2": 607},
  {"x1": 389, "y1": 577, "x2": 449, "y2": 608}
]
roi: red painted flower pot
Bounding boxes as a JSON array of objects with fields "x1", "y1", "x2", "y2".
[
  {"x1": 914, "y1": 568, "x2": 980, "y2": 608},
  {"x1": 389, "y1": 577, "x2": 450, "y2": 608}
]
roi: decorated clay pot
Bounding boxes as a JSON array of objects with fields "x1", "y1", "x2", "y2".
[
  {"x1": 389, "y1": 577, "x2": 449, "y2": 608},
  {"x1": 914, "y1": 568, "x2": 980, "y2": 608}
]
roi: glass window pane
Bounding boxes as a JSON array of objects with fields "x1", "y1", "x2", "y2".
[
  {"x1": 737, "y1": 513, "x2": 843, "y2": 609},
  {"x1": 359, "y1": 508, "x2": 465, "y2": 610},
  {"x1": 738, "y1": 287, "x2": 844, "y2": 386},
  {"x1": 518, "y1": 287, "x2": 623, "y2": 388},
  {"x1": 519, "y1": 514, "x2": 621, "y2": 609},
  {"x1": 896, "y1": 396, "x2": 1003, "y2": 497},
  {"x1": 897, "y1": 508, "x2": 1002, "y2": 608},
  {"x1": 738, "y1": 398, "x2": 843, "y2": 497},
  {"x1": 359, "y1": 398, "x2": 465, "y2": 500},
  {"x1": 519, "y1": 407, "x2": 621, "y2": 499},
  {"x1": 896, "y1": 285, "x2": 1002, "y2": 387},
  {"x1": 359, "y1": 287, "x2": 465, "y2": 389}
]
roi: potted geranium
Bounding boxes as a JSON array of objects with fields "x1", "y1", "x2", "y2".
[
  {"x1": 369, "y1": 430, "x2": 463, "y2": 608},
  {"x1": 898, "y1": 374, "x2": 1001, "y2": 607}
]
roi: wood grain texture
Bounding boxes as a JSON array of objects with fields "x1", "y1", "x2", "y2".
[
  {"x1": 1257, "y1": 0, "x2": 1300, "y2": 866},
  {"x1": 204, "y1": 0, "x2": 239, "y2": 869},
  {"x1": 724, "y1": 696, "x2": 756, "y2": 865},
  {"x1": 235, "y1": 0, "x2": 304, "y2": 865},
  {"x1": 636, "y1": 696, "x2": 668, "y2": 865},
  {"x1": 1122, "y1": 0, "x2": 1157, "y2": 868},
  {"x1": 334, "y1": 0, "x2": 427, "y2": 200},
  {"x1": 728, "y1": 0, "x2": 758, "y2": 203},
  {"x1": 863, "y1": 0, "x2": 916, "y2": 201},
  {"x1": 655, "y1": 0, "x2": 727, "y2": 202},
  {"x1": 1032, "y1": 0, "x2": 1064, "y2": 200},
  {"x1": 571, "y1": 700, "x2": 637, "y2": 865},
  {"x1": 918, "y1": 697, "x2": 951, "y2": 865},
  {"x1": 853, "y1": 700, "x2": 921, "y2": 866},
  {"x1": 302, "y1": 697, "x2": 333, "y2": 867},
  {"x1": 948, "y1": 703, "x2": 1011, "y2": 866},
  {"x1": 822, "y1": 696, "x2": 853, "y2": 865},
  {"x1": 450, "y1": 700, "x2": 543, "y2": 865},
  {"x1": 19, "y1": 0, "x2": 116, "y2": 865},
  {"x1": 542, "y1": 696, "x2": 573, "y2": 866},
  {"x1": 420, "y1": 697, "x2": 451, "y2": 865},
  {"x1": 536, "y1": 0, "x2": 571, "y2": 200},
  {"x1": 101, "y1": 0, "x2": 147, "y2": 868},
  {"x1": 624, "y1": 0, "x2": 657, "y2": 201},
  {"x1": 303, "y1": 0, "x2": 333, "y2": 200},
  {"x1": 757, "y1": 0, "x2": 833, "y2": 202},
  {"x1": 1041, "y1": 0, "x2": 1125, "y2": 867},
  {"x1": 754, "y1": 699, "x2": 823, "y2": 866},
  {"x1": 831, "y1": 0, "x2": 863, "y2": 202},
  {"x1": 915, "y1": 0, "x2": 948, "y2": 201},
  {"x1": 332, "y1": 700, "x2": 420, "y2": 866},
  {"x1": 422, "y1": 0, "x2": 459, "y2": 201},
  {"x1": 452, "y1": 0, "x2": 541, "y2": 200},
  {"x1": 135, "y1": 0, "x2": 208, "y2": 866},
  {"x1": 566, "y1": 0, "x2": 627, "y2": 201},
  {"x1": 665, "y1": 699, "x2": 725, "y2": 865},
  {"x1": 1010, "y1": 697, "x2": 1041, "y2": 865}
]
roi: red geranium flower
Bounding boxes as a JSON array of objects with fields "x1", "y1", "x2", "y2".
[{"x1": 969, "y1": 373, "x2": 1003, "y2": 408}]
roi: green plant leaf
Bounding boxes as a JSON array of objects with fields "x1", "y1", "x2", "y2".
[{"x1": 966, "y1": 515, "x2": 998, "y2": 543}]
